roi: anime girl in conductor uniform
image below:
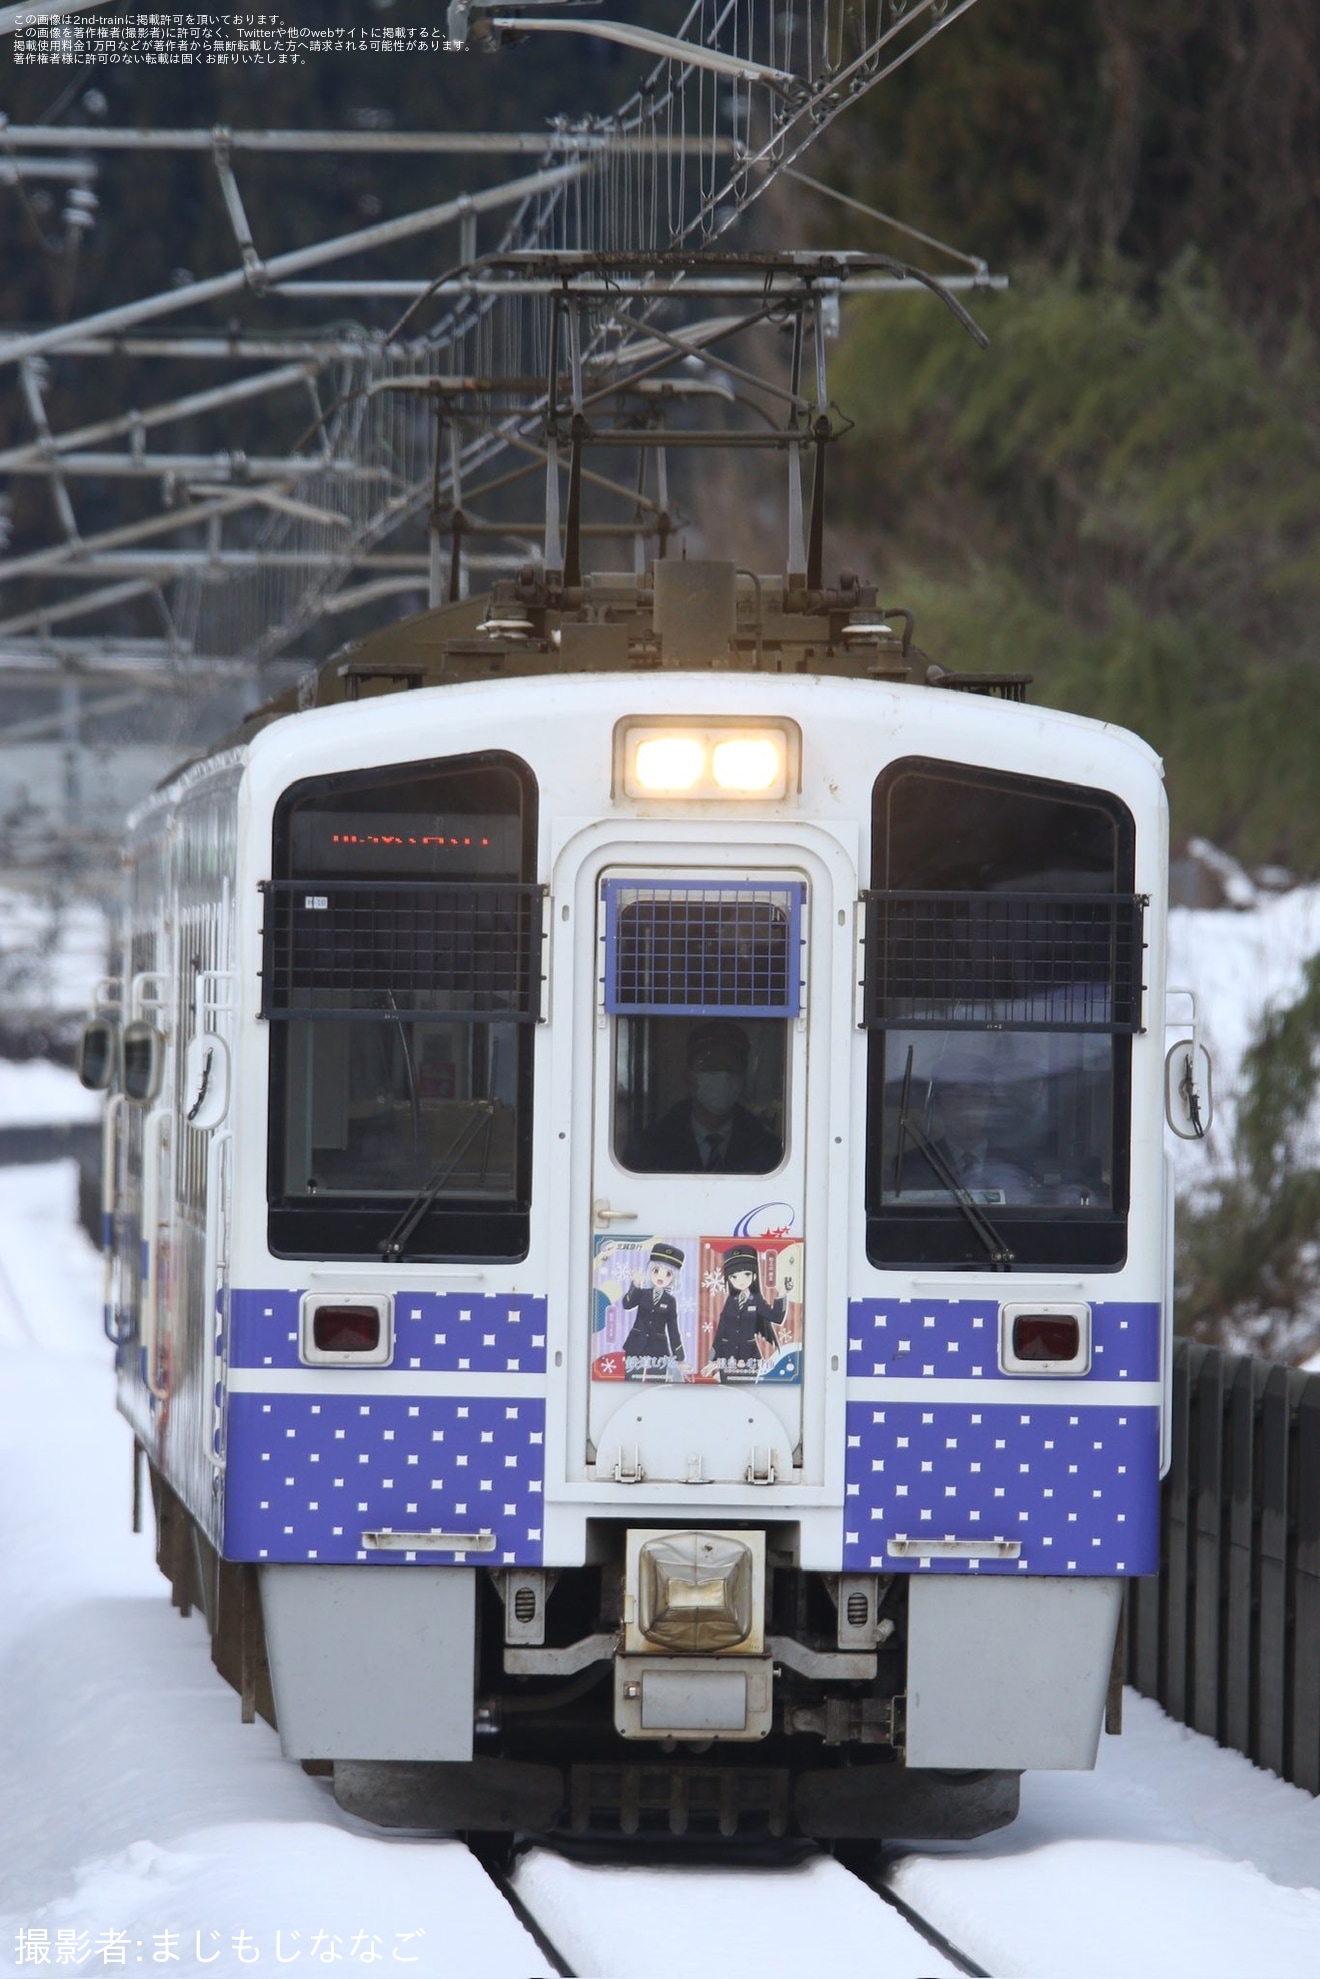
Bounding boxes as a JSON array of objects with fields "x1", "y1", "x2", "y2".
[
  {"x1": 706, "y1": 1244, "x2": 786, "y2": 1381},
  {"x1": 621, "y1": 1240, "x2": 686, "y2": 1377}
]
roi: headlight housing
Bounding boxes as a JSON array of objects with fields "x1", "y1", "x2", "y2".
[
  {"x1": 625, "y1": 1528, "x2": 766, "y2": 1654},
  {"x1": 617, "y1": 720, "x2": 797, "y2": 802}
]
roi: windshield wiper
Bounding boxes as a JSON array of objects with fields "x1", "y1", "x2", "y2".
[
  {"x1": 379, "y1": 1101, "x2": 496, "y2": 1263},
  {"x1": 382, "y1": 990, "x2": 421, "y2": 1157},
  {"x1": 894, "y1": 1047, "x2": 1014, "y2": 1271}
]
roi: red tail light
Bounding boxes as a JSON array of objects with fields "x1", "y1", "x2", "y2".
[
  {"x1": 312, "y1": 1304, "x2": 381, "y2": 1354},
  {"x1": 1012, "y1": 1313, "x2": 1080, "y2": 1362}
]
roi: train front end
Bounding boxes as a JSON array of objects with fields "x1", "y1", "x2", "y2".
[{"x1": 112, "y1": 562, "x2": 1173, "y2": 1841}]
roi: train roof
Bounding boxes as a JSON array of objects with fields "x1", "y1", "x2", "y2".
[{"x1": 138, "y1": 562, "x2": 1163, "y2": 827}]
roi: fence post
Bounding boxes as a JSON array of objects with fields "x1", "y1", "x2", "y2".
[
  {"x1": 1163, "y1": 1342, "x2": 1198, "y2": 1723},
  {"x1": 1224, "y1": 1353, "x2": 1263, "y2": 1761},
  {"x1": 1127, "y1": 1561, "x2": 1163, "y2": 1700},
  {"x1": 1289, "y1": 1372, "x2": 1320, "y2": 1794},
  {"x1": 1191, "y1": 1347, "x2": 1227, "y2": 1740},
  {"x1": 1257, "y1": 1363, "x2": 1293, "y2": 1778}
]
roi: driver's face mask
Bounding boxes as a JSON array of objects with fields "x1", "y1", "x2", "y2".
[{"x1": 694, "y1": 1070, "x2": 742, "y2": 1116}]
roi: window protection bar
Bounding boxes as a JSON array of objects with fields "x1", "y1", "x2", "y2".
[
  {"x1": 861, "y1": 889, "x2": 1147, "y2": 1033},
  {"x1": 259, "y1": 878, "x2": 545, "y2": 1023}
]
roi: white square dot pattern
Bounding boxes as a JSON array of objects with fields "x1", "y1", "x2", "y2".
[
  {"x1": 842, "y1": 1400, "x2": 1159, "y2": 1575},
  {"x1": 225, "y1": 1393, "x2": 547, "y2": 1565}
]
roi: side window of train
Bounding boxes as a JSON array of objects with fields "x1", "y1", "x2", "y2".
[
  {"x1": 263, "y1": 751, "x2": 538, "y2": 1261},
  {"x1": 863, "y1": 760, "x2": 1140, "y2": 1271}
]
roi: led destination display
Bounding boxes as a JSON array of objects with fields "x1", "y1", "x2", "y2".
[{"x1": 292, "y1": 811, "x2": 521, "y2": 877}]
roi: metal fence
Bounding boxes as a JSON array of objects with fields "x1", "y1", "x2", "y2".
[{"x1": 1126, "y1": 1339, "x2": 1320, "y2": 1794}]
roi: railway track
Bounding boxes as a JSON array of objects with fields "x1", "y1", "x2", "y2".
[{"x1": 475, "y1": 1838, "x2": 991, "y2": 1979}]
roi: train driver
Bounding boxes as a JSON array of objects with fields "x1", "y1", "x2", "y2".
[
  {"x1": 627, "y1": 1019, "x2": 783, "y2": 1174},
  {"x1": 897, "y1": 1048, "x2": 1039, "y2": 1203}
]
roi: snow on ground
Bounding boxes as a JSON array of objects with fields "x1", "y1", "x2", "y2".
[
  {"x1": 515, "y1": 1699, "x2": 1320, "y2": 1979},
  {"x1": 511, "y1": 1847, "x2": 959, "y2": 1978},
  {"x1": 0, "y1": 1163, "x2": 550, "y2": 1979},
  {"x1": 0, "y1": 1158, "x2": 1314, "y2": 1978},
  {"x1": 891, "y1": 1695, "x2": 1320, "y2": 1977}
]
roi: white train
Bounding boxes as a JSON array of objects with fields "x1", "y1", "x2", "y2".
[{"x1": 83, "y1": 559, "x2": 1205, "y2": 1841}]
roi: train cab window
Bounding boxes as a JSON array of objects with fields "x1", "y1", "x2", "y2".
[
  {"x1": 263, "y1": 752, "x2": 538, "y2": 1260},
  {"x1": 864, "y1": 761, "x2": 1139, "y2": 1270},
  {"x1": 602, "y1": 880, "x2": 798, "y2": 1175},
  {"x1": 615, "y1": 1015, "x2": 787, "y2": 1174}
]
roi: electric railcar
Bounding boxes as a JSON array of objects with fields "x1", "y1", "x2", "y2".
[{"x1": 84, "y1": 559, "x2": 1202, "y2": 1842}]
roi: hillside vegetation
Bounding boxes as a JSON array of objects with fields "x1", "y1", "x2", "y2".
[
  {"x1": 813, "y1": 0, "x2": 1320, "y2": 1357},
  {"x1": 812, "y1": 0, "x2": 1320, "y2": 873},
  {"x1": 833, "y1": 266, "x2": 1320, "y2": 869}
]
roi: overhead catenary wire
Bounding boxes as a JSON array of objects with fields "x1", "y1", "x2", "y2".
[{"x1": 2, "y1": 2, "x2": 992, "y2": 679}]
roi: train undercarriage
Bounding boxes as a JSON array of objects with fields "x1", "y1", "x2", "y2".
[{"x1": 146, "y1": 1461, "x2": 1024, "y2": 1843}]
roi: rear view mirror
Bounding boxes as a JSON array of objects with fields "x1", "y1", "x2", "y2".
[
  {"x1": 77, "y1": 1017, "x2": 118, "y2": 1092},
  {"x1": 121, "y1": 1021, "x2": 165, "y2": 1105},
  {"x1": 1165, "y1": 1040, "x2": 1212, "y2": 1140}
]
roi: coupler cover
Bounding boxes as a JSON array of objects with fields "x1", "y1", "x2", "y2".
[{"x1": 614, "y1": 1653, "x2": 774, "y2": 1740}]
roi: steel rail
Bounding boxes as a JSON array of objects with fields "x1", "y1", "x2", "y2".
[
  {"x1": 866, "y1": 1866, "x2": 993, "y2": 1978},
  {"x1": 493, "y1": 1836, "x2": 994, "y2": 1978},
  {"x1": 474, "y1": 1854, "x2": 575, "y2": 1978}
]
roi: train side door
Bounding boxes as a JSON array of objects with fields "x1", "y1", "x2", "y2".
[{"x1": 586, "y1": 868, "x2": 808, "y2": 1486}]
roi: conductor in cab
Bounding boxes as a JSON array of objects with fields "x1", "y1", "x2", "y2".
[{"x1": 628, "y1": 1019, "x2": 782, "y2": 1174}]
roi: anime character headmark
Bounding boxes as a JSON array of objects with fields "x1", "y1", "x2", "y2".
[
  {"x1": 705, "y1": 1244, "x2": 788, "y2": 1381},
  {"x1": 621, "y1": 1239, "x2": 686, "y2": 1378}
]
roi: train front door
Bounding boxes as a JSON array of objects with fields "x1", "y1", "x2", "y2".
[{"x1": 586, "y1": 867, "x2": 808, "y2": 1486}]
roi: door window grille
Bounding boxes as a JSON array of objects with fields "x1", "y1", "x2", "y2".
[{"x1": 602, "y1": 880, "x2": 804, "y2": 1018}]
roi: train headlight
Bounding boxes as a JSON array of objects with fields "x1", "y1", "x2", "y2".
[
  {"x1": 636, "y1": 1532, "x2": 755, "y2": 1653},
  {"x1": 633, "y1": 734, "x2": 706, "y2": 793},
  {"x1": 618, "y1": 721, "x2": 795, "y2": 802},
  {"x1": 711, "y1": 736, "x2": 781, "y2": 793}
]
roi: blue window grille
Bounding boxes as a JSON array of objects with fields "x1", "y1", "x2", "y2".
[{"x1": 603, "y1": 880, "x2": 804, "y2": 1018}]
